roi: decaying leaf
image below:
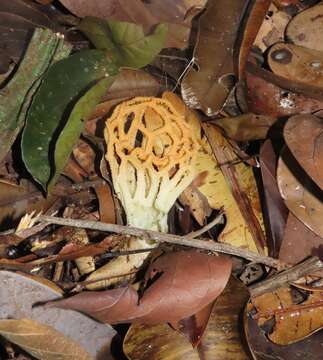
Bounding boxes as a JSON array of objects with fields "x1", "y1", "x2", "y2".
[
  {"x1": 124, "y1": 277, "x2": 250, "y2": 360},
  {"x1": 214, "y1": 113, "x2": 277, "y2": 141},
  {"x1": 268, "y1": 43, "x2": 323, "y2": 86},
  {"x1": 284, "y1": 114, "x2": 323, "y2": 189},
  {"x1": 59, "y1": 0, "x2": 207, "y2": 49},
  {"x1": 48, "y1": 250, "x2": 232, "y2": 325},
  {"x1": 248, "y1": 286, "x2": 323, "y2": 345},
  {"x1": 246, "y1": 63, "x2": 323, "y2": 116},
  {"x1": 277, "y1": 147, "x2": 323, "y2": 237},
  {"x1": 286, "y1": 2, "x2": 323, "y2": 51},
  {"x1": 0, "y1": 319, "x2": 91, "y2": 360},
  {"x1": 254, "y1": 3, "x2": 291, "y2": 52},
  {"x1": 259, "y1": 140, "x2": 289, "y2": 257},
  {"x1": 0, "y1": 0, "x2": 61, "y2": 74},
  {"x1": 235, "y1": 0, "x2": 272, "y2": 78},
  {"x1": 201, "y1": 124, "x2": 266, "y2": 253},
  {"x1": 0, "y1": 271, "x2": 116, "y2": 358},
  {"x1": 279, "y1": 213, "x2": 322, "y2": 264},
  {"x1": 181, "y1": 0, "x2": 247, "y2": 116},
  {"x1": 245, "y1": 308, "x2": 323, "y2": 360}
]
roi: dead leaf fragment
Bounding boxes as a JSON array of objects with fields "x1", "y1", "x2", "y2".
[
  {"x1": 286, "y1": 2, "x2": 323, "y2": 51},
  {"x1": 0, "y1": 319, "x2": 91, "y2": 360},
  {"x1": 277, "y1": 147, "x2": 323, "y2": 237},
  {"x1": 269, "y1": 43, "x2": 323, "y2": 87},
  {"x1": 248, "y1": 286, "x2": 323, "y2": 345},
  {"x1": 181, "y1": 0, "x2": 247, "y2": 115},
  {"x1": 279, "y1": 213, "x2": 322, "y2": 264},
  {"x1": 284, "y1": 114, "x2": 323, "y2": 189}
]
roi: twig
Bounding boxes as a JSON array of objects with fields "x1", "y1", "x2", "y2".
[
  {"x1": 38, "y1": 215, "x2": 287, "y2": 269},
  {"x1": 186, "y1": 211, "x2": 224, "y2": 239},
  {"x1": 249, "y1": 257, "x2": 323, "y2": 298}
]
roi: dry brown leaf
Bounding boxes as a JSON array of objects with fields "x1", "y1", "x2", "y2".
[
  {"x1": 123, "y1": 277, "x2": 250, "y2": 360},
  {"x1": 0, "y1": 319, "x2": 91, "y2": 360},
  {"x1": 284, "y1": 114, "x2": 323, "y2": 189},
  {"x1": 279, "y1": 213, "x2": 322, "y2": 264},
  {"x1": 94, "y1": 182, "x2": 116, "y2": 224},
  {"x1": 235, "y1": 0, "x2": 272, "y2": 78},
  {"x1": 202, "y1": 124, "x2": 266, "y2": 253},
  {"x1": 286, "y1": 2, "x2": 323, "y2": 51},
  {"x1": 48, "y1": 250, "x2": 232, "y2": 325},
  {"x1": 0, "y1": 271, "x2": 115, "y2": 358},
  {"x1": 58, "y1": 0, "x2": 206, "y2": 49},
  {"x1": 181, "y1": 0, "x2": 247, "y2": 116},
  {"x1": 214, "y1": 113, "x2": 277, "y2": 141},
  {"x1": 268, "y1": 43, "x2": 323, "y2": 87},
  {"x1": 248, "y1": 286, "x2": 323, "y2": 345},
  {"x1": 254, "y1": 3, "x2": 291, "y2": 52},
  {"x1": 245, "y1": 306, "x2": 323, "y2": 360},
  {"x1": 246, "y1": 63, "x2": 323, "y2": 116},
  {"x1": 277, "y1": 147, "x2": 323, "y2": 237}
]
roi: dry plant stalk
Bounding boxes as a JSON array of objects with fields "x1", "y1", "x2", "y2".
[{"x1": 86, "y1": 96, "x2": 200, "y2": 288}]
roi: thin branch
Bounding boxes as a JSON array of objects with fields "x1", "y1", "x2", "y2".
[
  {"x1": 186, "y1": 211, "x2": 224, "y2": 239},
  {"x1": 38, "y1": 215, "x2": 287, "y2": 269},
  {"x1": 249, "y1": 256, "x2": 323, "y2": 297}
]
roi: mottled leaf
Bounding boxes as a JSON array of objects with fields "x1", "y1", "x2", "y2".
[
  {"x1": 22, "y1": 49, "x2": 118, "y2": 189},
  {"x1": 0, "y1": 28, "x2": 70, "y2": 164},
  {"x1": 248, "y1": 286, "x2": 323, "y2": 345}
]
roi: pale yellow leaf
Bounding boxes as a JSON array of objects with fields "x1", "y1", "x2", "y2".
[{"x1": 0, "y1": 318, "x2": 92, "y2": 360}]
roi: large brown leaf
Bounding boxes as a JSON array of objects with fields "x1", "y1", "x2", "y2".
[
  {"x1": 181, "y1": 0, "x2": 247, "y2": 116},
  {"x1": 123, "y1": 277, "x2": 250, "y2": 360},
  {"x1": 268, "y1": 43, "x2": 323, "y2": 87},
  {"x1": 277, "y1": 147, "x2": 323, "y2": 237},
  {"x1": 0, "y1": 271, "x2": 115, "y2": 358},
  {"x1": 286, "y1": 2, "x2": 323, "y2": 51},
  {"x1": 284, "y1": 114, "x2": 323, "y2": 189},
  {"x1": 58, "y1": 0, "x2": 207, "y2": 49},
  {"x1": 279, "y1": 213, "x2": 322, "y2": 264},
  {"x1": 248, "y1": 286, "x2": 323, "y2": 345},
  {"x1": 48, "y1": 250, "x2": 232, "y2": 324}
]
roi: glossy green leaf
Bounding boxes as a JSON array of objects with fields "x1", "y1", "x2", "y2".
[
  {"x1": 21, "y1": 49, "x2": 118, "y2": 189},
  {"x1": 79, "y1": 17, "x2": 167, "y2": 68},
  {"x1": 48, "y1": 76, "x2": 115, "y2": 191},
  {"x1": 0, "y1": 28, "x2": 71, "y2": 163}
]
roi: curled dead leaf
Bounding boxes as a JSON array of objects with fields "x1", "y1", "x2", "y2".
[{"x1": 48, "y1": 250, "x2": 232, "y2": 325}]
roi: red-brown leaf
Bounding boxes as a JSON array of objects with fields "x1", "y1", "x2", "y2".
[{"x1": 47, "y1": 250, "x2": 232, "y2": 325}]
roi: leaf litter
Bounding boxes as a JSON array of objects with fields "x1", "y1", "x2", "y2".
[{"x1": 0, "y1": 1, "x2": 323, "y2": 359}]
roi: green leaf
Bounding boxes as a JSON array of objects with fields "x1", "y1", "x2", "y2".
[
  {"x1": 48, "y1": 76, "x2": 115, "y2": 191},
  {"x1": 0, "y1": 28, "x2": 71, "y2": 163},
  {"x1": 79, "y1": 17, "x2": 167, "y2": 68},
  {"x1": 21, "y1": 49, "x2": 118, "y2": 189}
]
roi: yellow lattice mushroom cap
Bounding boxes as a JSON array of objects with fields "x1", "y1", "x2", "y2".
[{"x1": 104, "y1": 95, "x2": 200, "y2": 231}]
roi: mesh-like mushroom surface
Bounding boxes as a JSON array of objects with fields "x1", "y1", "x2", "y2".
[{"x1": 104, "y1": 96, "x2": 199, "y2": 232}]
